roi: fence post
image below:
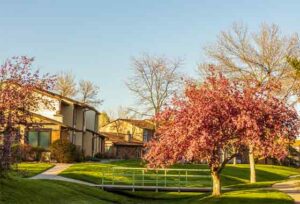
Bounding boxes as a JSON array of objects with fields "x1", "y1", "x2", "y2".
[
  {"x1": 112, "y1": 168, "x2": 114, "y2": 185},
  {"x1": 142, "y1": 169, "x2": 145, "y2": 186},
  {"x1": 185, "y1": 170, "x2": 188, "y2": 187},
  {"x1": 164, "y1": 169, "x2": 167, "y2": 187},
  {"x1": 101, "y1": 171, "x2": 104, "y2": 190},
  {"x1": 178, "y1": 170, "x2": 181, "y2": 192},
  {"x1": 132, "y1": 171, "x2": 135, "y2": 192},
  {"x1": 156, "y1": 170, "x2": 158, "y2": 192}
]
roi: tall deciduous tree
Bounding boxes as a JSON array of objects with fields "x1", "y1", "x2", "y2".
[
  {"x1": 126, "y1": 54, "x2": 183, "y2": 117},
  {"x1": 0, "y1": 57, "x2": 55, "y2": 175},
  {"x1": 55, "y1": 72, "x2": 77, "y2": 98},
  {"x1": 203, "y1": 23, "x2": 300, "y2": 183},
  {"x1": 78, "y1": 80, "x2": 102, "y2": 106},
  {"x1": 144, "y1": 71, "x2": 299, "y2": 196},
  {"x1": 203, "y1": 23, "x2": 300, "y2": 97}
]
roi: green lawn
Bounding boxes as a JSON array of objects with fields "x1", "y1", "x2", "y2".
[
  {"x1": 1, "y1": 161, "x2": 299, "y2": 204},
  {"x1": 10, "y1": 162, "x2": 54, "y2": 178},
  {"x1": 60, "y1": 160, "x2": 300, "y2": 187},
  {"x1": 0, "y1": 178, "x2": 293, "y2": 204}
]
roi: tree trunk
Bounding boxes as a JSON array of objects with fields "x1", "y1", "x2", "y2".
[
  {"x1": 211, "y1": 171, "x2": 221, "y2": 196},
  {"x1": 233, "y1": 157, "x2": 237, "y2": 165},
  {"x1": 232, "y1": 147, "x2": 237, "y2": 165},
  {"x1": 249, "y1": 145, "x2": 256, "y2": 183}
]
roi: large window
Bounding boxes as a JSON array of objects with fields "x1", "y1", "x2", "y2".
[{"x1": 28, "y1": 130, "x2": 51, "y2": 148}]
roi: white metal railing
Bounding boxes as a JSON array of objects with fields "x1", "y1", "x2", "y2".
[{"x1": 100, "y1": 167, "x2": 211, "y2": 191}]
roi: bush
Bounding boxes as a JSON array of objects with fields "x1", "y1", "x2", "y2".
[
  {"x1": 11, "y1": 144, "x2": 50, "y2": 162},
  {"x1": 31, "y1": 146, "x2": 48, "y2": 161},
  {"x1": 94, "y1": 152, "x2": 114, "y2": 159},
  {"x1": 11, "y1": 144, "x2": 32, "y2": 162},
  {"x1": 50, "y1": 139, "x2": 84, "y2": 163}
]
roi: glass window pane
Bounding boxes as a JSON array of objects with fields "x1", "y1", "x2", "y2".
[
  {"x1": 39, "y1": 131, "x2": 51, "y2": 148},
  {"x1": 28, "y1": 131, "x2": 38, "y2": 147}
]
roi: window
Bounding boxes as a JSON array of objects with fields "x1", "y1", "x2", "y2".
[
  {"x1": 143, "y1": 129, "x2": 154, "y2": 142},
  {"x1": 28, "y1": 130, "x2": 51, "y2": 148}
]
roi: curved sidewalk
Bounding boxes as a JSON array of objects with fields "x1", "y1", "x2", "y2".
[
  {"x1": 30, "y1": 163, "x2": 97, "y2": 186},
  {"x1": 273, "y1": 179, "x2": 300, "y2": 204}
]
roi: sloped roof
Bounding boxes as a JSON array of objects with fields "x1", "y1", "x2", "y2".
[
  {"x1": 106, "y1": 119, "x2": 155, "y2": 130},
  {"x1": 100, "y1": 132, "x2": 143, "y2": 146},
  {"x1": 36, "y1": 88, "x2": 99, "y2": 113}
]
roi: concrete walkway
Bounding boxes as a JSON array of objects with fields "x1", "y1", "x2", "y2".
[
  {"x1": 273, "y1": 179, "x2": 300, "y2": 204},
  {"x1": 30, "y1": 163, "x2": 97, "y2": 186}
]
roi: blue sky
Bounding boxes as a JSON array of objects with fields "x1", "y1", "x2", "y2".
[{"x1": 0, "y1": 0, "x2": 300, "y2": 112}]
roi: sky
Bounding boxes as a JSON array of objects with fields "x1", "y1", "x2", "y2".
[{"x1": 0, "y1": 0, "x2": 300, "y2": 112}]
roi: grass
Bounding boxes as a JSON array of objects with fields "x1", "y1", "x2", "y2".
[
  {"x1": 10, "y1": 162, "x2": 54, "y2": 178},
  {"x1": 0, "y1": 178, "x2": 293, "y2": 204},
  {"x1": 60, "y1": 160, "x2": 300, "y2": 187},
  {"x1": 1, "y1": 160, "x2": 299, "y2": 204},
  {"x1": 0, "y1": 178, "x2": 137, "y2": 204}
]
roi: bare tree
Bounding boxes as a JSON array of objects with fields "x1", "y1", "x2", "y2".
[
  {"x1": 126, "y1": 54, "x2": 183, "y2": 116},
  {"x1": 106, "y1": 106, "x2": 133, "y2": 120},
  {"x1": 78, "y1": 80, "x2": 103, "y2": 106},
  {"x1": 203, "y1": 23, "x2": 300, "y2": 98},
  {"x1": 55, "y1": 72, "x2": 77, "y2": 98},
  {"x1": 117, "y1": 106, "x2": 131, "y2": 119}
]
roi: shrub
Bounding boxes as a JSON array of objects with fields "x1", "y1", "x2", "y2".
[
  {"x1": 31, "y1": 146, "x2": 48, "y2": 161},
  {"x1": 11, "y1": 144, "x2": 32, "y2": 162},
  {"x1": 11, "y1": 144, "x2": 49, "y2": 162},
  {"x1": 50, "y1": 139, "x2": 84, "y2": 163},
  {"x1": 94, "y1": 152, "x2": 114, "y2": 159}
]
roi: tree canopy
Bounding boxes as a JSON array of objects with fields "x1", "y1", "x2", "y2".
[{"x1": 144, "y1": 70, "x2": 299, "y2": 196}]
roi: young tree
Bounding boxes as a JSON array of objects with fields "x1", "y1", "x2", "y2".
[
  {"x1": 78, "y1": 80, "x2": 102, "y2": 106},
  {"x1": 126, "y1": 54, "x2": 183, "y2": 117},
  {"x1": 55, "y1": 72, "x2": 77, "y2": 98},
  {"x1": 0, "y1": 57, "x2": 55, "y2": 175},
  {"x1": 144, "y1": 71, "x2": 299, "y2": 196}
]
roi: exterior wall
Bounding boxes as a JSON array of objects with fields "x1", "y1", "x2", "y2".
[
  {"x1": 61, "y1": 103, "x2": 74, "y2": 127},
  {"x1": 51, "y1": 129, "x2": 61, "y2": 143},
  {"x1": 101, "y1": 121, "x2": 144, "y2": 142},
  {"x1": 85, "y1": 110, "x2": 97, "y2": 131},
  {"x1": 74, "y1": 132, "x2": 83, "y2": 147},
  {"x1": 33, "y1": 93, "x2": 61, "y2": 122},
  {"x1": 74, "y1": 107, "x2": 84, "y2": 130},
  {"x1": 83, "y1": 132, "x2": 93, "y2": 156}
]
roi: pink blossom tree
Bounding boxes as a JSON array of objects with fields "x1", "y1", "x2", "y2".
[
  {"x1": 239, "y1": 84, "x2": 299, "y2": 183},
  {"x1": 144, "y1": 72, "x2": 299, "y2": 196},
  {"x1": 0, "y1": 57, "x2": 55, "y2": 176}
]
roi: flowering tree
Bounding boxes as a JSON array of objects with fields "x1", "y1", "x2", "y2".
[
  {"x1": 0, "y1": 57, "x2": 55, "y2": 176},
  {"x1": 144, "y1": 72, "x2": 299, "y2": 196},
  {"x1": 239, "y1": 84, "x2": 299, "y2": 183}
]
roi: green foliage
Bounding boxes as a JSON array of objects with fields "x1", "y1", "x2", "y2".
[{"x1": 50, "y1": 139, "x2": 84, "y2": 163}]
